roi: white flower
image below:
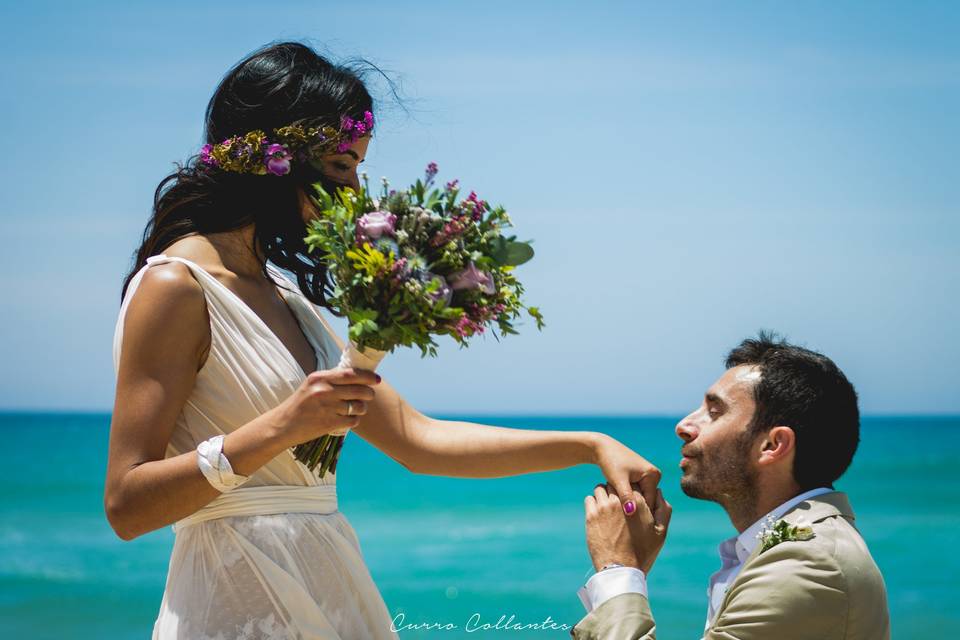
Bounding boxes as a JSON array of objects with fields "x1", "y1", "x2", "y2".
[
  {"x1": 794, "y1": 524, "x2": 814, "y2": 540},
  {"x1": 758, "y1": 516, "x2": 816, "y2": 553}
]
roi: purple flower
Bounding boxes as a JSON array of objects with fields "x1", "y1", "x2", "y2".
[
  {"x1": 356, "y1": 210, "x2": 397, "y2": 242},
  {"x1": 423, "y1": 272, "x2": 453, "y2": 305},
  {"x1": 464, "y1": 190, "x2": 488, "y2": 220},
  {"x1": 425, "y1": 161, "x2": 439, "y2": 180},
  {"x1": 264, "y1": 143, "x2": 292, "y2": 176},
  {"x1": 336, "y1": 111, "x2": 374, "y2": 153},
  {"x1": 449, "y1": 262, "x2": 496, "y2": 295},
  {"x1": 445, "y1": 178, "x2": 459, "y2": 191},
  {"x1": 200, "y1": 143, "x2": 218, "y2": 166}
]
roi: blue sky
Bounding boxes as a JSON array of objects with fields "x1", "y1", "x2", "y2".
[{"x1": 0, "y1": 1, "x2": 957, "y2": 414}]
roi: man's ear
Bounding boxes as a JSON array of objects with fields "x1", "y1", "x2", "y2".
[{"x1": 757, "y1": 426, "x2": 796, "y2": 466}]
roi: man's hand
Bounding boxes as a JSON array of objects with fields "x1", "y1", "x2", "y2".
[{"x1": 584, "y1": 483, "x2": 673, "y2": 574}]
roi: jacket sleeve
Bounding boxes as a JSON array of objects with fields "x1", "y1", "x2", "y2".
[
  {"x1": 571, "y1": 538, "x2": 849, "y2": 640},
  {"x1": 570, "y1": 593, "x2": 656, "y2": 640}
]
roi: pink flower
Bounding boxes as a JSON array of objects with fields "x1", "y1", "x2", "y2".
[
  {"x1": 454, "y1": 315, "x2": 485, "y2": 338},
  {"x1": 464, "y1": 191, "x2": 488, "y2": 220},
  {"x1": 356, "y1": 210, "x2": 397, "y2": 242},
  {"x1": 200, "y1": 143, "x2": 218, "y2": 167},
  {"x1": 264, "y1": 143, "x2": 292, "y2": 176},
  {"x1": 449, "y1": 262, "x2": 496, "y2": 295}
]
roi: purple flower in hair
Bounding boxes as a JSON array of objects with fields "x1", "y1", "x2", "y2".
[
  {"x1": 200, "y1": 143, "x2": 218, "y2": 166},
  {"x1": 265, "y1": 143, "x2": 292, "y2": 176}
]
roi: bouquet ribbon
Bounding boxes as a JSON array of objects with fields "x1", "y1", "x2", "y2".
[{"x1": 328, "y1": 341, "x2": 388, "y2": 436}]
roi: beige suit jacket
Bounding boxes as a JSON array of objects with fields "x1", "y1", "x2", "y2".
[{"x1": 571, "y1": 492, "x2": 890, "y2": 639}]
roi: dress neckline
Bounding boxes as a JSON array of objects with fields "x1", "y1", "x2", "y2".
[{"x1": 147, "y1": 254, "x2": 319, "y2": 379}]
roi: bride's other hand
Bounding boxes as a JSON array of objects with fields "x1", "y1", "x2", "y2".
[{"x1": 592, "y1": 434, "x2": 661, "y2": 516}]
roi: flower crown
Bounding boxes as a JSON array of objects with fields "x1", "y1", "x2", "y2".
[{"x1": 199, "y1": 110, "x2": 374, "y2": 176}]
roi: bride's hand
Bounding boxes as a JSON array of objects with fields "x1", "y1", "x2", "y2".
[
  {"x1": 273, "y1": 367, "x2": 381, "y2": 446},
  {"x1": 592, "y1": 434, "x2": 662, "y2": 516}
]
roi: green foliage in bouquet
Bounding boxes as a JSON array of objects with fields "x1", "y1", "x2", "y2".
[{"x1": 303, "y1": 163, "x2": 545, "y2": 356}]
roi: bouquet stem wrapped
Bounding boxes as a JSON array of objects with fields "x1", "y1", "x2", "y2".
[
  {"x1": 292, "y1": 163, "x2": 544, "y2": 475},
  {"x1": 292, "y1": 342, "x2": 387, "y2": 475}
]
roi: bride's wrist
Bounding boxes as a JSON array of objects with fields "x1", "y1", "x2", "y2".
[{"x1": 583, "y1": 431, "x2": 609, "y2": 466}]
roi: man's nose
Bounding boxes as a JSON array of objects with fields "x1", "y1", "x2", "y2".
[{"x1": 675, "y1": 414, "x2": 699, "y2": 443}]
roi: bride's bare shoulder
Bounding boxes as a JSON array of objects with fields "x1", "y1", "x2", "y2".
[
  {"x1": 125, "y1": 258, "x2": 210, "y2": 369},
  {"x1": 157, "y1": 235, "x2": 226, "y2": 274}
]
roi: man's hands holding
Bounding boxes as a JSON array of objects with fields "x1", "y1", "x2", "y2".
[{"x1": 584, "y1": 483, "x2": 672, "y2": 574}]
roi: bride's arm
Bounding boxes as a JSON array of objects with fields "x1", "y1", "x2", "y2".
[
  {"x1": 354, "y1": 377, "x2": 661, "y2": 511},
  {"x1": 312, "y1": 313, "x2": 663, "y2": 511}
]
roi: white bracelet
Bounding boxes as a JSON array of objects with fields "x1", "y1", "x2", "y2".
[{"x1": 196, "y1": 435, "x2": 250, "y2": 493}]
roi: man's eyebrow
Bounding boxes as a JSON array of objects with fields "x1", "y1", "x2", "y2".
[{"x1": 705, "y1": 392, "x2": 728, "y2": 408}]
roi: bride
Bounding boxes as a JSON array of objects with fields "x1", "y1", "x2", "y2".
[{"x1": 104, "y1": 40, "x2": 661, "y2": 639}]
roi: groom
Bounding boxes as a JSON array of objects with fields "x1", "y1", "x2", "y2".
[{"x1": 572, "y1": 332, "x2": 890, "y2": 639}]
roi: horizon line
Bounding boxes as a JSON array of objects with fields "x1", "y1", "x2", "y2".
[{"x1": 1, "y1": 409, "x2": 957, "y2": 420}]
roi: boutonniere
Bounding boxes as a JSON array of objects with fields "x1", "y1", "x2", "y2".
[{"x1": 756, "y1": 515, "x2": 815, "y2": 554}]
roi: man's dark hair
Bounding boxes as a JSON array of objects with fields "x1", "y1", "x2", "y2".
[{"x1": 725, "y1": 330, "x2": 860, "y2": 490}]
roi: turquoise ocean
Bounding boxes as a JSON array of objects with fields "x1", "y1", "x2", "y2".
[{"x1": 1, "y1": 412, "x2": 956, "y2": 639}]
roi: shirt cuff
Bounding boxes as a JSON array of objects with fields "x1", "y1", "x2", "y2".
[{"x1": 577, "y1": 566, "x2": 648, "y2": 612}]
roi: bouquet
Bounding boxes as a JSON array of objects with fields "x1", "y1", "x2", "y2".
[{"x1": 293, "y1": 162, "x2": 545, "y2": 475}]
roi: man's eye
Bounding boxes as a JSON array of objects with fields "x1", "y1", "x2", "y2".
[{"x1": 333, "y1": 162, "x2": 351, "y2": 172}]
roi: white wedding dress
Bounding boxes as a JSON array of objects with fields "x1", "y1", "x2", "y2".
[{"x1": 112, "y1": 254, "x2": 398, "y2": 639}]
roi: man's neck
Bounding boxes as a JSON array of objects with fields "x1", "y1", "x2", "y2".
[{"x1": 724, "y1": 483, "x2": 804, "y2": 533}]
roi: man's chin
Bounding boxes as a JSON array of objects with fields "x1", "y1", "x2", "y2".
[{"x1": 679, "y1": 475, "x2": 707, "y2": 500}]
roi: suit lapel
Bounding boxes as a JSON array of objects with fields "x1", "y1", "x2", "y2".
[{"x1": 708, "y1": 491, "x2": 855, "y2": 630}]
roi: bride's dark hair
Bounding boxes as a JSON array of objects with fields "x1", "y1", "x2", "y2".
[{"x1": 120, "y1": 40, "x2": 388, "y2": 309}]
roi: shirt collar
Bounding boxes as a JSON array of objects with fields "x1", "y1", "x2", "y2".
[{"x1": 723, "y1": 487, "x2": 835, "y2": 563}]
